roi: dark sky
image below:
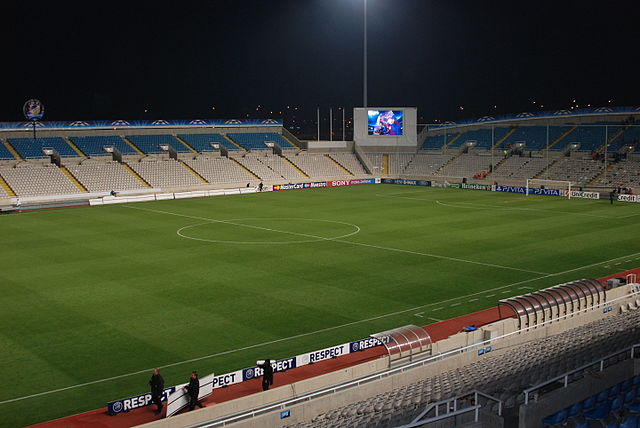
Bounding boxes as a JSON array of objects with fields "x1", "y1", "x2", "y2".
[{"x1": 4, "y1": 0, "x2": 640, "y2": 127}]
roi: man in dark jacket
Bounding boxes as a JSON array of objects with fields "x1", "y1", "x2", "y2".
[
  {"x1": 149, "y1": 368, "x2": 164, "y2": 415},
  {"x1": 259, "y1": 360, "x2": 274, "y2": 391},
  {"x1": 184, "y1": 371, "x2": 205, "y2": 411}
]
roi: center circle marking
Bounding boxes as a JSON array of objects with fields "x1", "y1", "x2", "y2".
[{"x1": 176, "y1": 217, "x2": 361, "y2": 244}]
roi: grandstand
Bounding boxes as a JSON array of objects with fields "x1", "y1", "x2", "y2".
[
  {"x1": 177, "y1": 133, "x2": 241, "y2": 152},
  {"x1": 228, "y1": 133, "x2": 296, "y2": 151},
  {"x1": 69, "y1": 135, "x2": 139, "y2": 156},
  {"x1": 7, "y1": 137, "x2": 80, "y2": 159},
  {"x1": 125, "y1": 134, "x2": 191, "y2": 154},
  {"x1": 1, "y1": 110, "x2": 640, "y2": 428}
]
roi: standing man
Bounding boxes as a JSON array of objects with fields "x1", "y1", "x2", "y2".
[
  {"x1": 258, "y1": 181, "x2": 264, "y2": 192},
  {"x1": 258, "y1": 360, "x2": 274, "y2": 391},
  {"x1": 184, "y1": 371, "x2": 205, "y2": 411},
  {"x1": 610, "y1": 190, "x2": 615, "y2": 205},
  {"x1": 149, "y1": 368, "x2": 164, "y2": 415}
]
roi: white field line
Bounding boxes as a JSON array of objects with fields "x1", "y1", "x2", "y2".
[
  {"x1": 427, "y1": 317, "x2": 443, "y2": 323},
  {"x1": 2, "y1": 218, "x2": 639, "y2": 405},
  {"x1": 124, "y1": 205, "x2": 548, "y2": 275}
]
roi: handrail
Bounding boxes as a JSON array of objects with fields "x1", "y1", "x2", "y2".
[
  {"x1": 523, "y1": 343, "x2": 640, "y2": 405},
  {"x1": 190, "y1": 289, "x2": 637, "y2": 427},
  {"x1": 400, "y1": 389, "x2": 502, "y2": 428}
]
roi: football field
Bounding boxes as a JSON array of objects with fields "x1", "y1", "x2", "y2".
[{"x1": 1, "y1": 184, "x2": 639, "y2": 427}]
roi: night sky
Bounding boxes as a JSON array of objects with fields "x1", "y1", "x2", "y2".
[{"x1": 5, "y1": 0, "x2": 640, "y2": 134}]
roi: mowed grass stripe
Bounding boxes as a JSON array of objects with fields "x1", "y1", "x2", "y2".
[{"x1": 0, "y1": 185, "x2": 638, "y2": 427}]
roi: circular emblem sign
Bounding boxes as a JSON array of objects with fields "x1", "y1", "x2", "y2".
[{"x1": 23, "y1": 99, "x2": 44, "y2": 121}]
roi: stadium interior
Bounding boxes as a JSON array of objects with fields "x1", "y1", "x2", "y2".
[{"x1": 3, "y1": 108, "x2": 640, "y2": 428}]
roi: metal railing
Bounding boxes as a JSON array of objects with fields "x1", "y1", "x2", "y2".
[
  {"x1": 523, "y1": 343, "x2": 640, "y2": 405},
  {"x1": 397, "y1": 390, "x2": 502, "y2": 428},
  {"x1": 191, "y1": 289, "x2": 637, "y2": 427}
]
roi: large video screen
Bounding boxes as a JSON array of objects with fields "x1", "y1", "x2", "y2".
[{"x1": 368, "y1": 110, "x2": 403, "y2": 136}]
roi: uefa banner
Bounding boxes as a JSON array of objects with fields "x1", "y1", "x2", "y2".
[
  {"x1": 107, "y1": 386, "x2": 177, "y2": 415},
  {"x1": 105, "y1": 336, "x2": 383, "y2": 414}
]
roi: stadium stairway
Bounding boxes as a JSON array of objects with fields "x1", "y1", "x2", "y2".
[
  {"x1": 122, "y1": 163, "x2": 152, "y2": 187},
  {"x1": 174, "y1": 136, "x2": 198, "y2": 153},
  {"x1": 588, "y1": 162, "x2": 617, "y2": 186},
  {"x1": 282, "y1": 134, "x2": 301, "y2": 150},
  {"x1": 282, "y1": 156, "x2": 309, "y2": 178},
  {"x1": 3, "y1": 140, "x2": 22, "y2": 160},
  {"x1": 326, "y1": 154, "x2": 354, "y2": 175},
  {"x1": 547, "y1": 125, "x2": 577, "y2": 150},
  {"x1": 444, "y1": 133, "x2": 463, "y2": 149},
  {"x1": 596, "y1": 126, "x2": 627, "y2": 154},
  {"x1": 487, "y1": 154, "x2": 509, "y2": 175},
  {"x1": 121, "y1": 137, "x2": 145, "y2": 155},
  {"x1": 64, "y1": 138, "x2": 87, "y2": 157},
  {"x1": 60, "y1": 167, "x2": 88, "y2": 192},
  {"x1": 179, "y1": 161, "x2": 209, "y2": 183},
  {"x1": 490, "y1": 126, "x2": 518, "y2": 150},
  {"x1": 434, "y1": 151, "x2": 463, "y2": 175},
  {"x1": 229, "y1": 157, "x2": 261, "y2": 179},
  {"x1": 224, "y1": 135, "x2": 246, "y2": 151},
  {"x1": 382, "y1": 154, "x2": 389, "y2": 174},
  {"x1": 533, "y1": 159, "x2": 558, "y2": 179},
  {"x1": 0, "y1": 174, "x2": 17, "y2": 197}
]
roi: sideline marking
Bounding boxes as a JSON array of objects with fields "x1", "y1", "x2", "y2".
[
  {"x1": 2, "y1": 222, "x2": 638, "y2": 405},
  {"x1": 125, "y1": 205, "x2": 548, "y2": 275},
  {"x1": 427, "y1": 317, "x2": 443, "y2": 323}
]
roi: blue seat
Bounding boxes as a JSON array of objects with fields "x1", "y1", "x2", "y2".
[
  {"x1": 573, "y1": 419, "x2": 589, "y2": 428},
  {"x1": 597, "y1": 390, "x2": 611, "y2": 403},
  {"x1": 568, "y1": 401, "x2": 584, "y2": 417},
  {"x1": 227, "y1": 133, "x2": 294, "y2": 150},
  {"x1": 69, "y1": 135, "x2": 137, "y2": 156},
  {"x1": 610, "y1": 384, "x2": 621, "y2": 398},
  {"x1": 0, "y1": 143, "x2": 15, "y2": 160},
  {"x1": 623, "y1": 380, "x2": 635, "y2": 393},
  {"x1": 611, "y1": 396, "x2": 623, "y2": 412},
  {"x1": 8, "y1": 137, "x2": 78, "y2": 158},
  {"x1": 584, "y1": 401, "x2": 612, "y2": 420},
  {"x1": 125, "y1": 135, "x2": 190, "y2": 154},
  {"x1": 624, "y1": 390, "x2": 636, "y2": 405},
  {"x1": 177, "y1": 133, "x2": 240, "y2": 152},
  {"x1": 583, "y1": 395, "x2": 597, "y2": 411},
  {"x1": 621, "y1": 415, "x2": 639, "y2": 428},
  {"x1": 542, "y1": 408, "x2": 568, "y2": 425}
]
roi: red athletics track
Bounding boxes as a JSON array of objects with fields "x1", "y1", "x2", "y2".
[{"x1": 28, "y1": 267, "x2": 640, "y2": 428}]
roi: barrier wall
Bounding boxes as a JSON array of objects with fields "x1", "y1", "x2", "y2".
[{"x1": 107, "y1": 336, "x2": 383, "y2": 416}]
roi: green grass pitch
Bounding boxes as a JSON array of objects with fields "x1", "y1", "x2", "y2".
[{"x1": 1, "y1": 184, "x2": 639, "y2": 427}]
